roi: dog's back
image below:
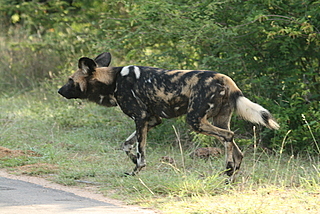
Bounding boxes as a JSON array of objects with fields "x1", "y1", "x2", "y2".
[{"x1": 115, "y1": 66, "x2": 234, "y2": 119}]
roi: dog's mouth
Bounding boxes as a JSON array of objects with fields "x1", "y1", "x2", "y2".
[{"x1": 58, "y1": 88, "x2": 74, "y2": 99}]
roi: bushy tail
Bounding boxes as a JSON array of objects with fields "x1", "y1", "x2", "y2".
[
  {"x1": 217, "y1": 73, "x2": 279, "y2": 130},
  {"x1": 235, "y1": 95, "x2": 280, "y2": 130}
]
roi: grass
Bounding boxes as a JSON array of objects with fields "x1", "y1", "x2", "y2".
[{"x1": 1, "y1": 88, "x2": 319, "y2": 213}]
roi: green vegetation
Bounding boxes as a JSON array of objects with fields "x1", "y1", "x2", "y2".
[{"x1": 0, "y1": 0, "x2": 319, "y2": 213}]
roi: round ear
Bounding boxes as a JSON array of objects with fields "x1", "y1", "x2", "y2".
[
  {"x1": 78, "y1": 57, "x2": 97, "y2": 75},
  {"x1": 94, "y1": 52, "x2": 112, "y2": 67}
]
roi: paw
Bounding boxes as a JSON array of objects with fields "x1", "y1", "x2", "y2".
[
  {"x1": 225, "y1": 161, "x2": 235, "y2": 176},
  {"x1": 123, "y1": 172, "x2": 136, "y2": 177}
]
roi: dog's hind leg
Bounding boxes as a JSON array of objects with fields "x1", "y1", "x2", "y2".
[
  {"x1": 186, "y1": 101, "x2": 241, "y2": 181},
  {"x1": 211, "y1": 105, "x2": 243, "y2": 182}
]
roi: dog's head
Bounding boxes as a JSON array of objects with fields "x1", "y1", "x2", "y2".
[{"x1": 58, "y1": 52, "x2": 118, "y2": 106}]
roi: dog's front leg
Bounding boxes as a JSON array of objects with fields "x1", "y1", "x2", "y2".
[
  {"x1": 122, "y1": 116, "x2": 161, "y2": 175},
  {"x1": 122, "y1": 131, "x2": 138, "y2": 164},
  {"x1": 129, "y1": 119, "x2": 148, "y2": 176}
]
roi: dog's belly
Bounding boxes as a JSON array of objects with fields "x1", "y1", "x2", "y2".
[
  {"x1": 151, "y1": 102, "x2": 188, "y2": 119},
  {"x1": 143, "y1": 94, "x2": 189, "y2": 119}
]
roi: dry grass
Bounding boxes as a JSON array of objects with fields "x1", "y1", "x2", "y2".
[{"x1": 153, "y1": 188, "x2": 320, "y2": 213}]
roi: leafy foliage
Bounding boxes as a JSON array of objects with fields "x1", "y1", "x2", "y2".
[{"x1": 0, "y1": 0, "x2": 319, "y2": 153}]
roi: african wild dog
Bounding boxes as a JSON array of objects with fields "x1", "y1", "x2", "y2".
[{"x1": 58, "y1": 52, "x2": 279, "y2": 181}]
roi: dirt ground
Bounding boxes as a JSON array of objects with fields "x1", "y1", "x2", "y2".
[{"x1": 0, "y1": 146, "x2": 41, "y2": 158}]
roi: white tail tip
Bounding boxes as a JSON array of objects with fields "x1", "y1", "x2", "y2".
[{"x1": 267, "y1": 118, "x2": 280, "y2": 130}]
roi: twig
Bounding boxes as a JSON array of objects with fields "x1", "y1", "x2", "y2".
[
  {"x1": 302, "y1": 114, "x2": 320, "y2": 154},
  {"x1": 139, "y1": 178, "x2": 154, "y2": 195},
  {"x1": 274, "y1": 130, "x2": 292, "y2": 183},
  {"x1": 172, "y1": 125, "x2": 185, "y2": 173}
]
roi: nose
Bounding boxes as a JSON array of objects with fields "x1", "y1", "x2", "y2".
[
  {"x1": 58, "y1": 88, "x2": 63, "y2": 95},
  {"x1": 58, "y1": 87, "x2": 66, "y2": 97}
]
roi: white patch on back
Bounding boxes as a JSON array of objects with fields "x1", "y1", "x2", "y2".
[
  {"x1": 120, "y1": 66, "x2": 131, "y2": 76},
  {"x1": 120, "y1": 65, "x2": 140, "y2": 79},
  {"x1": 134, "y1": 66, "x2": 141, "y2": 79}
]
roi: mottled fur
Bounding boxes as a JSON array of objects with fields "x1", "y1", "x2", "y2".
[{"x1": 58, "y1": 52, "x2": 279, "y2": 181}]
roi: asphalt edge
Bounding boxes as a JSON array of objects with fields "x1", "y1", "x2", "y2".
[{"x1": 0, "y1": 169, "x2": 158, "y2": 214}]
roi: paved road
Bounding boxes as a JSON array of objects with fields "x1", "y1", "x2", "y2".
[{"x1": 0, "y1": 176, "x2": 156, "y2": 214}]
